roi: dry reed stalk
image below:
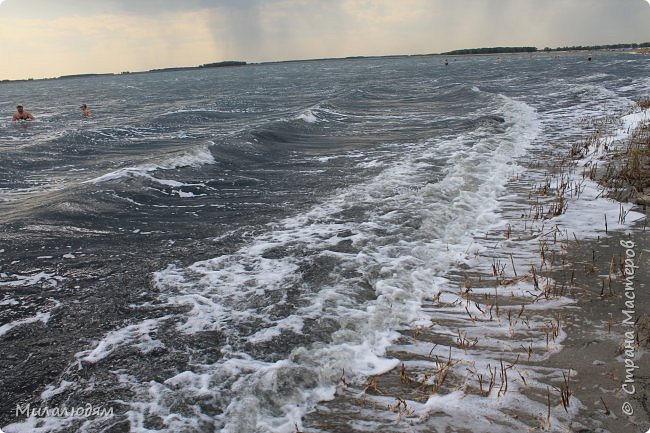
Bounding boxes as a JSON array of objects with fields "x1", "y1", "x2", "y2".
[
  {"x1": 509, "y1": 253, "x2": 517, "y2": 277},
  {"x1": 478, "y1": 364, "x2": 497, "y2": 397},
  {"x1": 339, "y1": 369, "x2": 349, "y2": 388},
  {"x1": 399, "y1": 363, "x2": 412, "y2": 384},
  {"x1": 388, "y1": 397, "x2": 414, "y2": 421},
  {"x1": 456, "y1": 329, "x2": 478, "y2": 349},
  {"x1": 429, "y1": 348, "x2": 454, "y2": 395},
  {"x1": 363, "y1": 376, "x2": 383, "y2": 394},
  {"x1": 497, "y1": 359, "x2": 510, "y2": 397},
  {"x1": 559, "y1": 368, "x2": 573, "y2": 412},
  {"x1": 638, "y1": 97, "x2": 650, "y2": 110},
  {"x1": 600, "y1": 397, "x2": 610, "y2": 415},
  {"x1": 538, "y1": 386, "x2": 551, "y2": 431}
]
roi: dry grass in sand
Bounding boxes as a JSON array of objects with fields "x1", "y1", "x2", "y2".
[
  {"x1": 579, "y1": 97, "x2": 650, "y2": 206},
  {"x1": 638, "y1": 97, "x2": 650, "y2": 110}
]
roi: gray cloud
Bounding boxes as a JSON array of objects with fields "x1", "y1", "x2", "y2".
[
  {"x1": 1, "y1": 0, "x2": 649, "y2": 79},
  {"x1": 3, "y1": 0, "x2": 649, "y2": 51},
  {"x1": 194, "y1": 0, "x2": 650, "y2": 60}
]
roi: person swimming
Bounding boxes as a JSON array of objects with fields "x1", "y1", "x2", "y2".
[
  {"x1": 80, "y1": 103, "x2": 92, "y2": 117},
  {"x1": 12, "y1": 104, "x2": 35, "y2": 121}
]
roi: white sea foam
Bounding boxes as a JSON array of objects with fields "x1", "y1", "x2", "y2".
[
  {"x1": 297, "y1": 109, "x2": 318, "y2": 123},
  {"x1": 246, "y1": 315, "x2": 304, "y2": 343},
  {"x1": 0, "y1": 310, "x2": 52, "y2": 337},
  {"x1": 0, "y1": 271, "x2": 63, "y2": 288},
  {"x1": 553, "y1": 107, "x2": 648, "y2": 237},
  {"x1": 0, "y1": 296, "x2": 60, "y2": 341},
  {"x1": 296, "y1": 104, "x2": 350, "y2": 123},
  {"x1": 551, "y1": 178, "x2": 645, "y2": 237},
  {"x1": 0, "y1": 299, "x2": 19, "y2": 306},
  {"x1": 86, "y1": 144, "x2": 216, "y2": 184},
  {"x1": 75, "y1": 318, "x2": 166, "y2": 365},
  {"x1": 40, "y1": 380, "x2": 75, "y2": 401},
  {"x1": 610, "y1": 109, "x2": 649, "y2": 143}
]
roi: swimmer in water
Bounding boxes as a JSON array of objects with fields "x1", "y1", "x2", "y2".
[
  {"x1": 81, "y1": 103, "x2": 92, "y2": 117},
  {"x1": 12, "y1": 104, "x2": 35, "y2": 121}
]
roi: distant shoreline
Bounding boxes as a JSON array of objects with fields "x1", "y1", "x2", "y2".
[
  {"x1": 441, "y1": 41, "x2": 650, "y2": 56},
  {"x1": 1, "y1": 42, "x2": 648, "y2": 84},
  {"x1": 0, "y1": 61, "x2": 248, "y2": 84}
]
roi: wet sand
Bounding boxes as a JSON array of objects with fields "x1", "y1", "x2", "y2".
[{"x1": 548, "y1": 225, "x2": 650, "y2": 433}]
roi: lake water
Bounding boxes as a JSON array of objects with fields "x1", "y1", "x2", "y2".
[{"x1": 1, "y1": 52, "x2": 648, "y2": 432}]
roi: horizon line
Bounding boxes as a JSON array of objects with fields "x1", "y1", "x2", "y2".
[{"x1": 2, "y1": 41, "x2": 648, "y2": 83}]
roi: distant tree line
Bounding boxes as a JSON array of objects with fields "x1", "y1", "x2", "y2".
[
  {"x1": 147, "y1": 61, "x2": 247, "y2": 73},
  {"x1": 441, "y1": 42, "x2": 650, "y2": 56},
  {"x1": 199, "y1": 61, "x2": 247, "y2": 68},
  {"x1": 442, "y1": 47, "x2": 537, "y2": 55},
  {"x1": 543, "y1": 42, "x2": 650, "y2": 52}
]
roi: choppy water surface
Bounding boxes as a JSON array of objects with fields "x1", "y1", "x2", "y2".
[{"x1": 0, "y1": 53, "x2": 648, "y2": 432}]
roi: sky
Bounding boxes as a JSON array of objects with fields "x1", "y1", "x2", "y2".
[{"x1": 0, "y1": 0, "x2": 649, "y2": 80}]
